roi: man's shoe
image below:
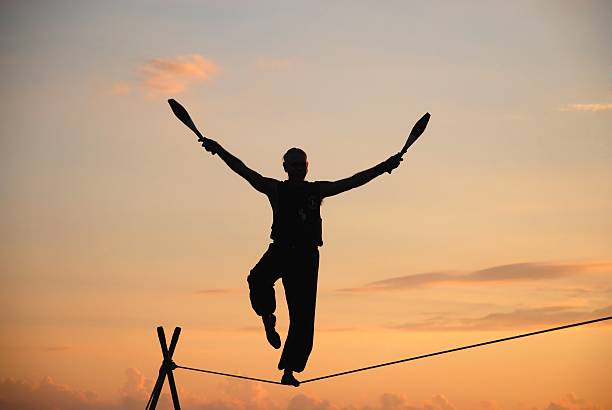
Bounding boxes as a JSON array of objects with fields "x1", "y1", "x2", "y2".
[
  {"x1": 281, "y1": 371, "x2": 300, "y2": 387},
  {"x1": 262, "y1": 314, "x2": 281, "y2": 349}
]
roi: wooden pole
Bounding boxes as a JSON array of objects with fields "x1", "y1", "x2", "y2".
[{"x1": 146, "y1": 326, "x2": 182, "y2": 410}]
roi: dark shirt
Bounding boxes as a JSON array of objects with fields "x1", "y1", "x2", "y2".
[{"x1": 269, "y1": 181, "x2": 322, "y2": 246}]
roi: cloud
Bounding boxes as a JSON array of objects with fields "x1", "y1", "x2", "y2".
[
  {"x1": 560, "y1": 103, "x2": 612, "y2": 112},
  {"x1": 142, "y1": 54, "x2": 218, "y2": 93},
  {"x1": 0, "y1": 373, "x2": 605, "y2": 410},
  {"x1": 288, "y1": 394, "x2": 334, "y2": 410},
  {"x1": 120, "y1": 368, "x2": 151, "y2": 397},
  {"x1": 425, "y1": 394, "x2": 456, "y2": 410},
  {"x1": 280, "y1": 392, "x2": 458, "y2": 410},
  {"x1": 393, "y1": 304, "x2": 612, "y2": 332},
  {"x1": 0, "y1": 368, "x2": 162, "y2": 410},
  {"x1": 0, "y1": 368, "x2": 278, "y2": 410},
  {"x1": 0, "y1": 376, "x2": 107, "y2": 410},
  {"x1": 215, "y1": 377, "x2": 274, "y2": 408},
  {"x1": 545, "y1": 393, "x2": 604, "y2": 410},
  {"x1": 479, "y1": 400, "x2": 502, "y2": 410},
  {"x1": 339, "y1": 261, "x2": 612, "y2": 292},
  {"x1": 534, "y1": 286, "x2": 612, "y2": 296}
]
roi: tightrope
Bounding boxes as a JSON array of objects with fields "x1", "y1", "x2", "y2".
[
  {"x1": 176, "y1": 365, "x2": 282, "y2": 385},
  {"x1": 174, "y1": 316, "x2": 610, "y2": 384}
]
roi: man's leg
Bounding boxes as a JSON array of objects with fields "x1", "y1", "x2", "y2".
[
  {"x1": 278, "y1": 246, "x2": 320, "y2": 386},
  {"x1": 247, "y1": 244, "x2": 283, "y2": 349}
]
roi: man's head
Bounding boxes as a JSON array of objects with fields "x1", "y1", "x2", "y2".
[{"x1": 283, "y1": 148, "x2": 308, "y2": 181}]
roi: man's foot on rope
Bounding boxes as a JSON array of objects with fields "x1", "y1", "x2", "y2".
[
  {"x1": 281, "y1": 370, "x2": 300, "y2": 387},
  {"x1": 262, "y1": 314, "x2": 281, "y2": 349}
]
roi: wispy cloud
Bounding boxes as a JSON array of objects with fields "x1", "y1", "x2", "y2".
[
  {"x1": 142, "y1": 54, "x2": 218, "y2": 93},
  {"x1": 560, "y1": 103, "x2": 612, "y2": 112},
  {"x1": 534, "y1": 286, "x2": 612, "y2": 296},
  {"x1": 392, "y1": 305, "x2": 612, "y2": 332},
  {"x1": 339, "y1": 261, "x2": 612, "y2": 292}
]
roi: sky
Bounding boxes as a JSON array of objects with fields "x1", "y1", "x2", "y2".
[{"x1": 1, "y1": 1, "x2": 611, "y2": 409}]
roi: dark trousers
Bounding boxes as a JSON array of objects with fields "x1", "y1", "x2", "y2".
[{"x1": 247, "y1": 243, "x2": 320, "y2": 372}]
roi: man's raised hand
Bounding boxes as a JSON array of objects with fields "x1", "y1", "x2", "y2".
[
  {"x1": 385, "y1": 153, "x2": 403, "y2": 174},
  {"x1": 168, "y1": 98, "x2": 219, "y2": 156},
  {"x1": 200, "y1": 138, "x2": 221, "y2": 155}
]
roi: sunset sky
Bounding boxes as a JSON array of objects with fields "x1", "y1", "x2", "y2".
[{"x1": 1, "y1": 1, "x2": 611, "y2": 409}]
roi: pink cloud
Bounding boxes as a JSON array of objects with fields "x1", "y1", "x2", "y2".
[
  {"x1": 339, "y1": 261, "x2": 612, "y2": 292},
  {"x1": 560, "y1": 103, "x2": 612, "y2": 112},
  {"x1": 393, "y1": 305, "x2": 612, "y2": 332},
  {"x1": 142, "y1": 54, "x2": 219, "y2": 94}
]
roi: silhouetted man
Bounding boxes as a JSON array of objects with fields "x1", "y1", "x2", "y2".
[{"x1": 200, "y1": 139, "x2": 402, "y2": 386}]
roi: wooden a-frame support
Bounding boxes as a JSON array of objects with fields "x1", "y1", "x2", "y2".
[{"x1": 146, "y1": 326, "x2": 182, "y2": 410}]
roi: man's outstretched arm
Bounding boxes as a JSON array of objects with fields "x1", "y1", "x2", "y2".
[
  {"x1": 319, "y1": 154, "x2": 402, "y2": 198},
  {"x1": 201, "y1": 138, "x2": 275, "y2": 195}
]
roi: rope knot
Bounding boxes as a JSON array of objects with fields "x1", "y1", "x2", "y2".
[{"x1": 162, "y1": 358, "x2": 177, "y2": 372}]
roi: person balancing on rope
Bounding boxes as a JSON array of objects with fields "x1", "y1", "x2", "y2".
[{"x1": 168, "y1": 99, "x2": 430, "y2": 387}]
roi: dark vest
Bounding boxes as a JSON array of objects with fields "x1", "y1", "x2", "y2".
[{"x1": 270, "y1": 181, "x2": 323, "y2": 246}]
